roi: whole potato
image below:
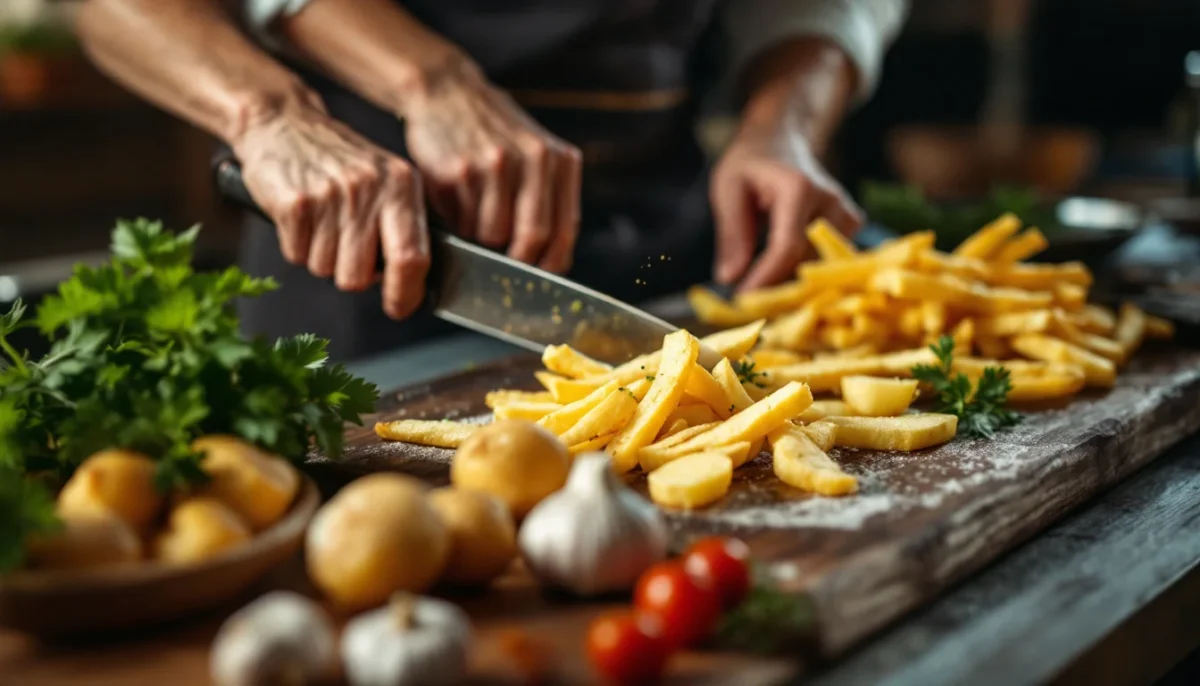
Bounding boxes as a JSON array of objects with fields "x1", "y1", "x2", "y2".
[
  {"x1": 25, "y1": 515, "x2": 142, "y2": 571},
  {"x1": 306, "y1": 474, "x2": 449, "y2": 609},
  {"x1": 428, "y1": 488, "x2": 517, "y2": 586},
  {"x1": 451, "y1": 420, "x2": 569, "y2": 519},
  {"x1": 191, "y1": 435, "x2": 299, "y2": 531},
  {"x1": 57, "y1": 450, "x2": 163, "y2": 531},
  {"x1": 154, "y1": 498, "x2": 252, "y2": 565}
]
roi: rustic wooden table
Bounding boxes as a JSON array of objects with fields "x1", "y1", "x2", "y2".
[{"x1": 4, "y1": 330, "x2": 1200, "y2": 686}]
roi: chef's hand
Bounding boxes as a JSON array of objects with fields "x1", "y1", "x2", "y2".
[
  {"x1": 710, "y1": 120, "x2": 863, "y2": 291},
  {"x1": 402, "y1": 61, "x2": 582, "y2": 273},
  {"x1": 232, "y1": 103, "x2": 429, "y2": 320}
]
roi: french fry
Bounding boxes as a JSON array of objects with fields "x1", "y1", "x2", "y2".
[
  {"x1": 840, "y1": 376, "x2": 919, "y2": 417},
  {"x1": 538, "y1": 380, "x2": 620, "y2": 434},
  {"x1": 683, "y1": 364, "x2": 734, "y2": 419},
  {"x1": 992, "y1": 227, "x2": 1048, "y2": 264},
  {"x1": 765, "y1": 348, "x2": 936, "y2": 392},
  {"x1": 1146, "y1": 315, "x2": 1175, "y2": 340},
  {"x1": 951, "y1": 318, "x2": 975, "y2": 353},
  {"x1": 822, "y1": 293, "x2": 889, "y2": 322},
  {"x1": 978, "y1": 310, "x2": 1054, "y2": 337},
  {"x1": 485, "y1": 389, "x2": 555, "y2": 409},
  {"x1": 1053, "y1": 283, "x2": 1088, "y2": 311},
  {"x1": 915, "y1": 251, "x2": 990, "y2": 281},
  {"x1": 921, "y1": 301, "x2": 946, "y2": 336},
  {"x1": 493, "y1": 401, "x2": 563, "y2": 421},
  {"x1": 568, "y1": 433, "x2": 616, "y2": 456},
  {"x1": 872, "y1": 230, "x2": 936, "y2": 259},
  {"x1": 1051, "y1": 311, "x2": 1125, "y2": 362},
  {"x1": 715, "y1": 440, "x2": 755, "y2": 468},
  {"x1": 813, "y1": 343, "x2": 880, "y2": 361},
  {"x1": 1005, "y1": 370, "x2": 1087, "y2": 402},
  {"x1": 1011, "y1": 334, "x2": 1116, "y2": 387},
  {"x1": 375, "y1": 419, "x2": 480, "y2": 448},
  {"x1": 953, "y1": 212, "x2": 1022, "y2": 260},
  {"x1": 976, "y1": 335, "x2": 1012, "y2": 360},
  {"x1": 769, "y1": 424, "x2": 858, "y2": 496},
  {"x1": 801, "y1": 420, "x2": 838, "y2": 452},
  {"x1": 541, "y1": 344, "x2": 612, "y2": 379},
  {"x1": 659, "y1": 418, "x2": 689, "y2": 440},
  {"x1": 1071, "y1": 304, "x2": 1117, "y2": 335},
  {"x1": 749, "y1": 349, "x2": 809, "y2": 368},
  {"x1": 1114, "y1": 302, "x2": 1147, "y2": 362},
  {"x1": 688, "y1": 286, "x2": 759, "y2": 327},
  {"x1": 712, "y1": 359, "x2": 756, "y2": 412},
  {"x1": 800, "y1": 247, "x2": 915, "y2": 290},
  {"x1": 557, "y1": 388, "x2": 640, "y2": 446},
  {"x1": 986, "y1": 261, "x2": 1093, "y2": 290},
  {"x1": 595, "y1": 321, "x2": 767, "y2": 387},
  {"x1": 733, "y1": 281, "x2": 815, "y2": 319},
  {"x1": 534, "y1": 371, "x2": 600, "y2": 404},
  {"x1": 807, "y1": 218, "x2": 858, "y2": 261},
  {"x1": 760, "y1": 291, "x2": 840, "y2": 351},
  {"x1": 797, "y1": 399, "x2": 855, "y2": 423},
  {"x1": 666, "y1": 403, "x2": 720, "y2": 427},
  {"x1": 646, "y1": 452, "x2": 733, "y2": 509},
  {"x1": 607, "y1": 330, "x2": 700, "y2": 473},
  {"x1": 826, "y1": 414, "x2": 958, "y2": 451},
  {"x1": 641, "y1": 382, "x2": 813, "y2": 462}
]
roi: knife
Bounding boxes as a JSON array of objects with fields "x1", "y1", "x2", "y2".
[{"x1": 212, "y1": 151, "x2": 722, "y2": 368}]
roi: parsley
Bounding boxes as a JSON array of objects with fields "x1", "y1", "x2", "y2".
[
  {"x1": 0, "y1": 468, "x2": 61, "y2": 572},
  {"x1": 734, "y1": 360, "x2": 767, "y2": 388},
  {"x1": 911, "y1": 335, "x2": 1021, "y2": 439},
  {"x1": 644, "y1": 375, "x2": 655, "y2": 382},
  {"x1": 715, "y1": 583, "x2": 814, "y2": 654},
  {"x1": 0, "y1": 219, "x2": 379, "y2": 483}
]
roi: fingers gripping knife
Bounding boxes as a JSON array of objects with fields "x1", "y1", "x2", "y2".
[{"x1": 212, "y1": 150, "x2": 722, "y2": 367}]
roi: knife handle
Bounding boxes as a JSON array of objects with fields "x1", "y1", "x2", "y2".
[{"x1": 211, "y1": 148, "x2": 445, "y2": 310}]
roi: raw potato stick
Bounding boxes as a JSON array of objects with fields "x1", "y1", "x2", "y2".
[
  {"x1": 556, "y1": 389, "x2": 639, "y2": 447},
  {"x1": 376, "y1": 420, "x2": 481, "y2": 448},
  {"x1": 538, "y1": 381, "x2": 620, "y2": 434},
  {"x1": 769, "y1": 424, "x2": 858, "y2": 496}
]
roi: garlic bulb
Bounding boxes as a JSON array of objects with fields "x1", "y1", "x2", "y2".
[
  {"x1": 518, "y1": 452, "x2": 669, "y2": 596},
  {"x1": 211, "y1": 591, "x2": 336, "y2": 686},
  {"x1": 341, "y1": 593, "x2": 472, "y2": 686}
]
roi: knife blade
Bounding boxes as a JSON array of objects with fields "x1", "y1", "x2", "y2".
[{"x1": 212, "y1": 152, "x2": 721, "y2": 368}]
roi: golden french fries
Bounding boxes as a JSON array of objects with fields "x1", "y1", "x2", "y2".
[
  {"x1": 542, "y1": 344, "x2": 612, "y2": 378},
  {"x1": 826, "y1": 414, "x2": 958, "y2": 451},
  {"x1": 646, "y1": 452, "x2": 733, "y2": 509},
  {"x1": 769, "y1": 424, "x2": 858, "y2": 496},
  {"x1": 375, "y1": 419, "x2": 479, "y2": 448},
  {"x1": 485, "y1": 389, "x2": 554, "y2": 408},
  {"x1": 492, "y1": 401, "x2": 563, "y2": 421},
  {"x1": 840, "y1": 376, "x2": 919, "y2": 417}
]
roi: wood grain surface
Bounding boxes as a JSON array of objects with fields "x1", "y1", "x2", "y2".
[{"x1": 332, "y1": 344, "x2": 1200, "y2": 656}]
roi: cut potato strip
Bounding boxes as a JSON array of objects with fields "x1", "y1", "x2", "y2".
[
  {"x1": 1053, "y1": 283, "x2": 1088, "y2": 311},
  {"x1": 992, "y1": 227, "x2": 1048, "y2": 264},
  {"x1": 1146, "y1": 315, "x2": 1175, "y2": 340},
  {"x1": 557, "y1": 389, "x2": 639, "y2": 447},
  {"x1": 978, "y1": 310, "x2": 1053, "y2": 337},
  {"x1": 606, "y1": 330, "x2": 700, "y2": 473},
  {"x1": 646, "y1": 452, "x2": 733, "y2": 509},
  {"x1": 1011, "y1": 334, "x2": 1116, "y2": 388},
  {"x1": 826, "y1": 414, "x2": 958, "y2": 451},
  {"x1": 840, "y1": 376, "x2": 919, "y2": 417},
  {"x1": 538, "y1": 381, "x2": 620, "y2": 434},
  {"x1": 485, "y1": 389, "x2": 555, "y2": 409},
  {"x1": 953, "y1": 212, "x2": 1022, "y2": 260},
  {"x1": 659, "y1": 418, "x2": 690, "y2": 440},
  {"x1": 769, "y1": 424, "x2": 858, "y2": 496},
  {"x1": 687, "y1": 286, "x2": 759, "y2": 327},
  {"x1": 801, "y1": 420, "x2": 838, "y2": 452},
  {"x1": 568, "y1": 433, "x2": 616, "y2": 456},
  {"x1": 732, "y1": 281, "x2": 814, "y2": 319},
  {"x1": 1005, "y1": 371, "x2": 1088, "y2": 402},
  {"x1": 1114, "y1": 303, "x2": 1147, "y2": 362},
  {"x1": 535, "y1": 371, "x2": 600, "y2": 404},
  {"x1": 493, "y1": 401, "x2": 563, "y2": 421},
  {"x1": 712, "y1": 358, "x2": 757, "y2": 413},
  {"x1": 594, "y1": 321, "x2": 765, "y2": 387},
  {"x1": 806, "y1": 218, "x2": 858, "y2": 261},
  {"x1": 375, "y1": 420, "x2": 480, "y2": 448},
  {"x1": 749, "y1": 349, "x2": 809, "y2": 368},
  {"x1": 798, "y1": 400, "x2": 855, "y2": 423},
  {"x1": 683, "y1": 364, "x2": 734, "y2": 419},
  {"x1": 542, "y1": 344, "x2": 612, "y2": 379},
  {"x1": 1051, "y1": 311, "x2": 1125, "y2": 362},
  {"x1": 764, "y1": 348, "x2": 936, "y2": 392},
  {"x1": 666, "y1": 403, "x2": 719, "y2": 428},
  {"x1": 986, "y1": 261, "x2": 1093, "y2": 290},
  {"x1": 760, "y1": 291, "x2": 840, "y2": 351}
]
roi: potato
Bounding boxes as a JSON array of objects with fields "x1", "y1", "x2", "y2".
[
  {"x1": 57, "y1": 450, "x2": 163, "y2": 531},
  {"x1": 192, "y1": 435, "x2": 299, "y2": 531},
  {"x1": 769, "y1": 426, "x2": 857, "y2": 496},
  {"x1": 801, "y1": 420, "x2": 838, "y2": 452},
  {"x1": 26, "y1": 515, "x2": 142, "y2": 571},
  {"x1": 826, "y1": 414, "x2": 958, "y2": 451},
  {"x1": 306, "y1": 474, "x2": 449, "y2": 608},
  {"x1": 154, "y1": 498, "x2": 252, "y2": 565},
  {"x1": 646, "y1": 452, "x2": 733, "y2": 509},
  {"x1": 797, "y1": 400, "x2": 854, "y2": 423},
  {"x1": 840, "y1": 376, "x2": 919, "y2": 417},
  {"x1": 451, "y1": 420, "x2": 569, "y2": 519},
  {"x1": 428, "y1": 488, "x2": 517, "y2": 586}
]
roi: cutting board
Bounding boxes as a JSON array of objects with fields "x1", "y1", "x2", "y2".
[{"x1": 318, "y1": 345, "x2": 1200, "y2": 658}]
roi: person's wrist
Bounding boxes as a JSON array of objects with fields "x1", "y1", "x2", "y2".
[
  {"x1": 225, "y1": 77, "x2": 326, "y2": 151},
  {"x1": 387, "y1": 46, "x2": 485, "y2": 120}
]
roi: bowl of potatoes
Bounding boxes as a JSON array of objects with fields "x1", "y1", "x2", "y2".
[{"x1": 0, "y1": 436, "x2": 320, "y2": 637}]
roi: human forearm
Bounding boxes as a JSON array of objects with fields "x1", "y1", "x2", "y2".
[
  {"x1": 77, "y1": 0, "x2": 320, "y2": 145},
  {"x1": 278, "y1": 0, "x2": 473, "y2": 118}
]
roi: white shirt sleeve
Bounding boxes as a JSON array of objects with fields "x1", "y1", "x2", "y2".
[
  {"x1": 723, "y1": 0, "x2": 909, "y2": 102},
  {"x1": 242, "y1": 0, "x2": 314, "y2": 45}
]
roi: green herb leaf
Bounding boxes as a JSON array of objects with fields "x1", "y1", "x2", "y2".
[
  {"x1": 0, "y1": 469, "x2": 61, "y2": 573},
  {"x1": 733, "y1": 359, "x2": 767, "y2": 388},
  {"x1": 911, "y1": 335, "x2": 1021, "y2": 439},
  {"x1": 714, "y1": 584, "x2": 815, "y2": 654}
]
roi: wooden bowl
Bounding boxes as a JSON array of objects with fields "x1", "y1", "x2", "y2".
[{"x1": 0, "y1": 476, "x2": 320, "y2": 638}]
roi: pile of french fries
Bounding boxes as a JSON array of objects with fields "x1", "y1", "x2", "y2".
[
  {"x1": 378, "y1": 322, "x2": 961, "y2": 505},
  {"x1": 689, "y1": 215, "x2": 1173, "y2": 399}
]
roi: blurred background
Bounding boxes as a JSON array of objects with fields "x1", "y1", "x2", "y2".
[{"x1": 2, "y1": 0, "x2": 1200, "y2": 321}]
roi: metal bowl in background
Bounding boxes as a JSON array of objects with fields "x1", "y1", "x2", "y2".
[{"x1": 1041, "y1": 196, "x2": 1146, "y2": 263}]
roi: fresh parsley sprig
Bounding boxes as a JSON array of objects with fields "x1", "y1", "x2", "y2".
[
  {"x1": 714, "y1": 583, "x2": 815, "y2": 654},
  {"x1": 911, "y1": 335, "x2": 1021, "y2": 439},
  {"x1": 734, "y1": 359, "x2": 767, "y2": 388},
  {"x1": 0, "y1": 468, "x2": 60, "y2": 573}
]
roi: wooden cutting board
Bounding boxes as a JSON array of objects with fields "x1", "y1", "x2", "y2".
[{"x1": 318, "y1": 345, "x2": 1200, "y2": 657}]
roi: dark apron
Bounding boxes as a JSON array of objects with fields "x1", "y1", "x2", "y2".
[{"x1": 239, "y1": 0, "x2": 724, "y2": 361}]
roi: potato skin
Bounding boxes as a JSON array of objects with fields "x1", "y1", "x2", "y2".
[
  {"x1": 57, "y1": 450, "x2": 163, "y2": 531},
  {"x1": 191, "y1": 435, "x2": 299, "y2": 531},
  {"x1": 154, "y1": 498, "x2": 252, "y2": 565},
  {"x1": 428, "y1": 488, "x2": 517, "y2": 586},
  {"x1": 451, "y1": 420, "x2": 569, "y2": 519},
  {"x1": 25, "y1": 515, "x2": 143, "y2": 571},
  {"x1": 305, "y1": 474, "x2": 449, "y2": 609}
]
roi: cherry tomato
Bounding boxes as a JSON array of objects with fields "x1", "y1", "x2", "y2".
[
  {"x1": 682, "y1": 536, "x2": 752, "y2": 607},
  {"x1": 633, "y1": 561, "x2": 722, "y2": 649},
  {"x1": 585, "y1": 610, "x2": 671, "y2": 685}
]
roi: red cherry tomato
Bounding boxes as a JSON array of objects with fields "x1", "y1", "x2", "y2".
[
  {"x1": 633, "y1": 561, "x2": 722, "y2": 649},
  {"x1": 585, "y1": 610, "x2": 672, "y2": 685},
  {"x1": 682, "y1": 536, "x2": 752, "y2": 607}
]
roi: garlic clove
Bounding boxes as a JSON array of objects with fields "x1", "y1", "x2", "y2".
[
  {"x1": 341, "y1": 593, "x2": 472, "y2": 686},
  {"x1": 518, "y1": 453, "x2": 668, "y2": 597},
  {"x1": 211, "y1": 591, "x2": 337, "y2": 686}
]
